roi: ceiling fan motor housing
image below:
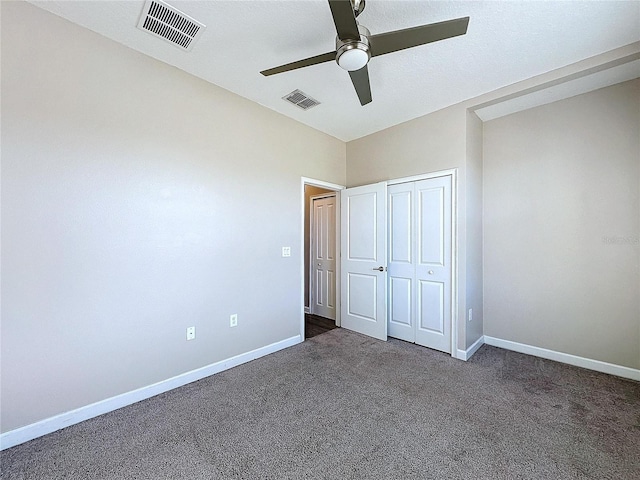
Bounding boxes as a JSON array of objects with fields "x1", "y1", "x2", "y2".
[{"x1": 335, "y1": 24, "x2": 371, "y2": 71}]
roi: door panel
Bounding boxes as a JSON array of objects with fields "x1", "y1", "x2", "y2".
[
  {"x1": 390, "y1": 190, "x2": 412, "y2": 264},
  {"x1": 347, "y1": 193, "x2": 378, "y2": 260},
  {"x1": 311, "y1": 195, "x2": 337, "y2": 320},
  {"x1": 419, "y1": 187, "x2": 445, "y2": 266},
  {"x1": 341, "y1": 182, "x2": 387, "y2": 341},
  {"x1": 315, "y1": 270, "x2": 324, "y2": 305},
  {"x1": 418, "y1": 280, "x2": 445, "y2": 333},
  {"x1": 327, "y1": 202, "x2": 336, "y2": 261},
  {"x1": 390, "y1": 277, "x2": 411, "y2": 325},
  {"x1": 346, "y1": 273, "x2": 378, "y2": 321},
  {"x1": 327, "y1": 270, "x2": 335, "y2": 310},
  {"x1": 389, "y1": 276, "x2": 413, "y2": 341}
]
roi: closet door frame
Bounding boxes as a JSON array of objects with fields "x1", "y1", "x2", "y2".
[{"x1": 388, "y1": 169, "x2": 458, "y2": 357}]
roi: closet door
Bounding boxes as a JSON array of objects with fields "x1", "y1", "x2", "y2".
[
  {"x1": 388, "y1": 183, "x2": 415, "y2": 342},
  {"x1": 387, "y1": 176, "x2": 452, "y2": 354},
  {"x1": 414, "y1": 177, "x2": 452, "y2": 353}
]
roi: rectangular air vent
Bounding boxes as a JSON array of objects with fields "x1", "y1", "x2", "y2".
[
  {"x1": 283, "y1": 90, "x2": 321, "y2": 110},
  {"x1": 137, "y1": 0, "x2": 205, "y2": 51}
]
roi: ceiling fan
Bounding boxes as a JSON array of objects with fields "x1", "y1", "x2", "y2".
[{"x1": 260, "y1": 0, "x2": 469, "y2": 106}]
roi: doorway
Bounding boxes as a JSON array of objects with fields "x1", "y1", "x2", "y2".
[
  {"x1": 301, "y1": 178, "x2": 344, "y2": 339},
  {"x1": 310, "y1": 193, "x2": 337, "y2": 321}
]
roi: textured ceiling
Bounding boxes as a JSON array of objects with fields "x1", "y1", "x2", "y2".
[{"x1": 29, "y1": 0, "x2": 640, "y2": 141}]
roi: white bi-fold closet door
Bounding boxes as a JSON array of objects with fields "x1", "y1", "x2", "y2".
[{"x1": 388, "y1": 176, "x2": 452, "y2": 353}]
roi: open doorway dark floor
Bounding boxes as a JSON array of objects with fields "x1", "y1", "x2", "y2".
[{"x1": 305, "y1": 314, "x2": 337, "y2": 339}]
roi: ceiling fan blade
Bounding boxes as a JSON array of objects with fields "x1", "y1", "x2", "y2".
[
  {"x1": 328, "y1": 0, "x2": 360, "y2": 40},
  {"x1": 369, "y1": 16, "x2": 469, "y2": 58},
  {"x1": 260, "y1": 51, "x2": 336, "y2": 76},
  {"x1": 349, "y1": 65, "x2": 372, "y2": 105}
]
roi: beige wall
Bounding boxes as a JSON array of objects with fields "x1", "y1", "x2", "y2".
[
  {"x1": 465, "y1": 112, "x2": 484, "y2": 345},
  {"x1": 346, "y1": 106, "x2": 467, "y2": 187},
  {"x1": 483, "y1": 79, "x2": 640, "y2": 369},
  {"x1": 0, "y1": 2, "x2": 346, "y2": 432}
]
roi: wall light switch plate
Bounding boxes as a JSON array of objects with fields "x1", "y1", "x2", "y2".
[
  {"x1": 468, "y1": 309, "x2": 473, "y2": 322},
  {"x1": 282, "y1": 246, "x2": 291, "y2": 257},
  {"x1": 186, "y1": 326, "x2": 196, "y2": 340}
]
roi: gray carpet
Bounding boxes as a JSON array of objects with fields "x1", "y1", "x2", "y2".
[{"x1": 2, "y1": 328, "x2": 639, "y2": 479}]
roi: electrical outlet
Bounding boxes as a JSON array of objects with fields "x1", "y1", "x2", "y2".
[
  {"x1": 230, "y1": 314, "x2": 238, "y2": 327},
  {"x1": 468, "y1": 309, "x2": 473, "y2": 322},
  {"x1": 282, "y1": 246, "x2": 291, "y2": 257},
  {"x1": 186, "y1": 326, "x2": 196, "y2": 340}
]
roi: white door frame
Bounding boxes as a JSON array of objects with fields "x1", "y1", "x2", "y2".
[
  {"x1": 301, "y1": 177, "x2": 345, "y2": 340},
  {"x1": 309, "y1": 193, "x2": 337, "y2": 320},
  {"x1": 387, "y1": 168, "x2": 458, "y2": 359}
]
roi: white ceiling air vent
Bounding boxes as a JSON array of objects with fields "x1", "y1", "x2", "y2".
[
  {"x1": 283, "y1": 90, "x2": 321, "y2": 110},
  {"x1": 137, "y1": 0, "x2": 205, "y2": 51}
]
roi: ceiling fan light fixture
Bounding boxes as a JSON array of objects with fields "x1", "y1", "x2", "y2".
[
  {"x1": 337, "y1": 45, "x2": 370, "y2": 71},
  {"x1": 335, "y1": 24, "x2": 371, "y2": 71}
]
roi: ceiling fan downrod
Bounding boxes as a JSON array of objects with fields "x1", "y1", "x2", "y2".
[{"x1": 352, "y1": 0, "x2": 366, "y2": 17}]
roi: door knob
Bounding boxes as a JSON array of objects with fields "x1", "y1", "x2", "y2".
[
  {"x1": 428, "y1": 270, "x2": 434, "y2": 275},
  {"x1": 373, "y1": 266, "x2": 385, "y2": 271}
]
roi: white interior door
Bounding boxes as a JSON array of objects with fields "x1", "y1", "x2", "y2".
[
  {"x1": 388, "y1": 183, "x2": 415, "y2": 342},
  {"x1": 311, "y1": 195, "x2": 337, "y2": 320},
  {"x1": 340, "y1": 182, "x2": 387, "y2": 341},
  {"x1": 414, "y1": 176, "x2": 452, "y2": 353},
  {"x1": 387, "y1": 176, "x2": 452, "y2": 353}
]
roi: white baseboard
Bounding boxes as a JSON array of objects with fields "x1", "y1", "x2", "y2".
[
  {"x1": 483, "y1": 336, "x2": 640, "y2": 381},
  {"x1": 0, "y1": 335, "x2": 302, "y2": 451},
  {"x1": 456, "y1": 335, "x2": 485, "y2": 361}
]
